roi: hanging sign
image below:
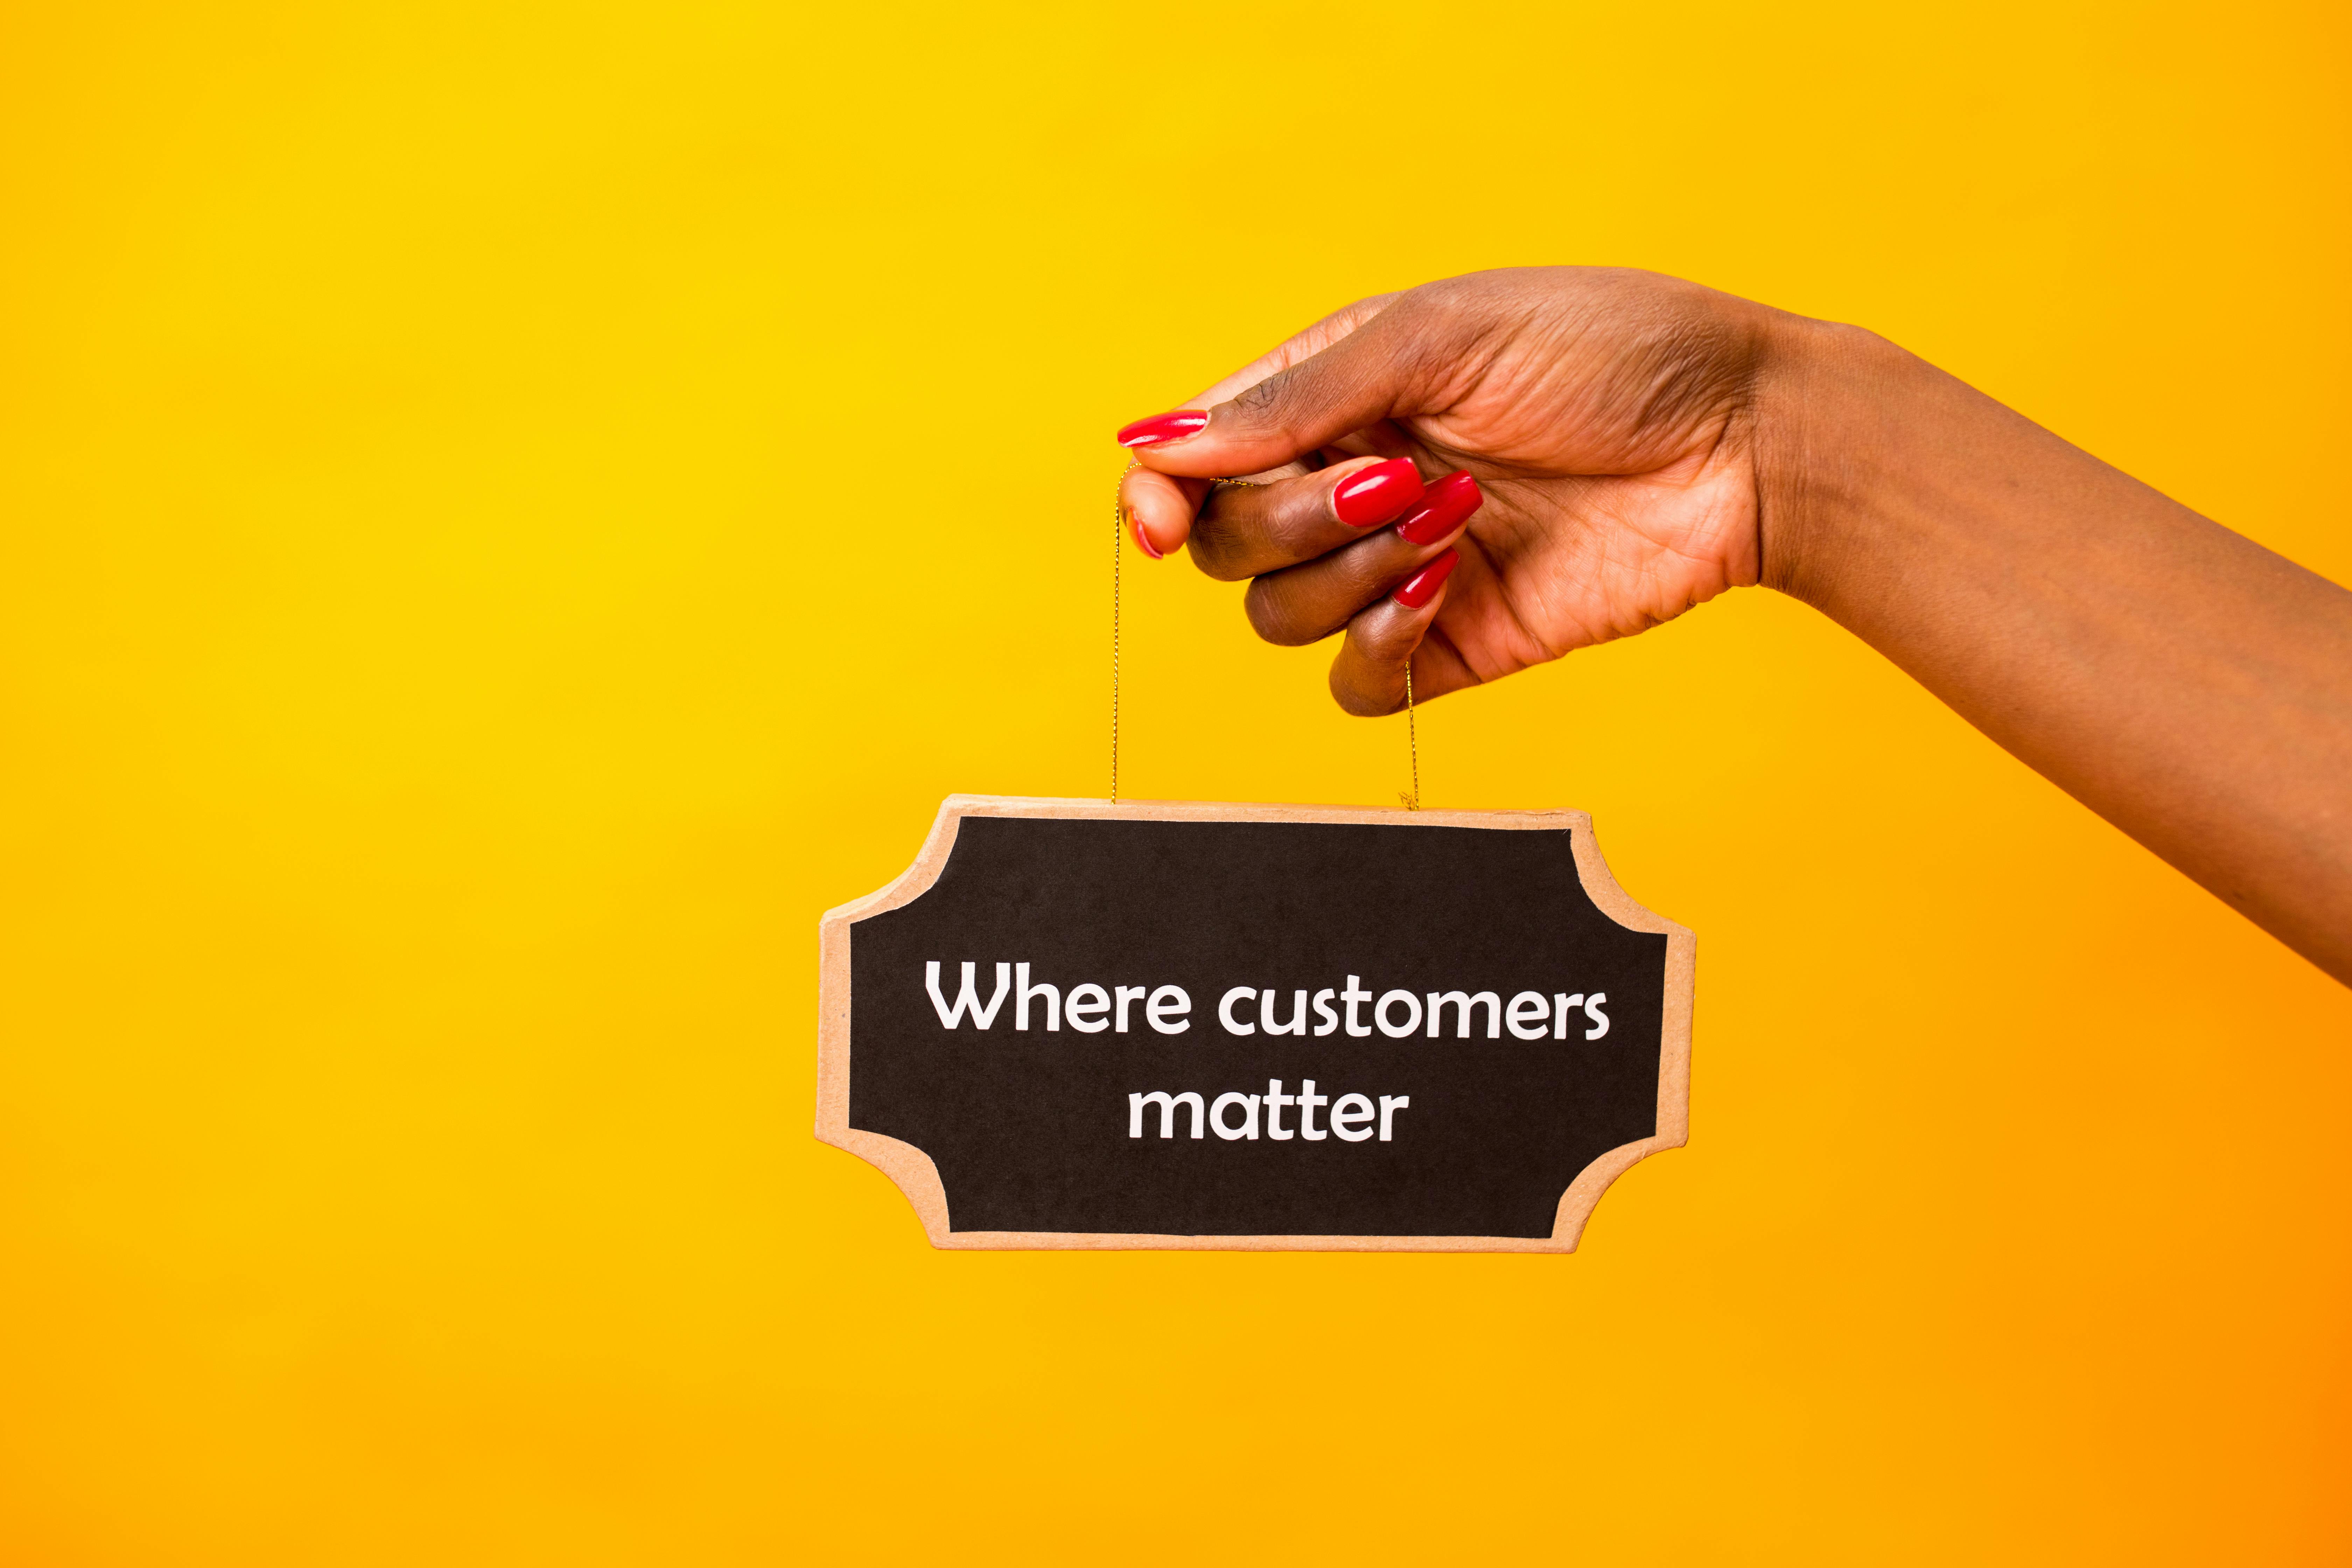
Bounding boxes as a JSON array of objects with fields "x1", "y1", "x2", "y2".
[{"x1": 816, "y1": 796, "x2": 1694, "y2": 1252}]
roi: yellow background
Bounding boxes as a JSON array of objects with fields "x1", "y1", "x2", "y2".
[{"x1": 3, "y1": 0, "x2": 2348, "y2": 1561}]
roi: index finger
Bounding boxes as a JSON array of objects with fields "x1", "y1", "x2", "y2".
[
  {"x1": 1115, "y1": 288, "x2": 1470, "y2": 482},
  {"x1": 1116, "y1": 295, "x2": 1396, "y2": 558}
]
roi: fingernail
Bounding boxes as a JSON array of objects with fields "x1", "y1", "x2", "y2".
[
  {"x1": 1128, "y1": 508, "x2": 1164, "y2": 560},
  {"x1": 1333, "y1": 457, "x2": 1426, "y2": 528},
  {"x1": 1117, "y1": 410, "x2": 1209, "y2": 448},
  {"x1": 1392, "y1": 548, "x2": 1459, "y2": 608},
  {"x1": 1394, "y1": 471, "x2": 1483, "y2": 545}
]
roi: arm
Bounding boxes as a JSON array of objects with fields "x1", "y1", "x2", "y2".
[
  {"x1": 1115, "y1": 268, "x2": 2352, "y2": 983},
  {"x1": 1765, "y1": 321, "x2": 2352, "y2": 980}
]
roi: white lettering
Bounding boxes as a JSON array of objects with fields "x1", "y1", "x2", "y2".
[
  {"x1": 1146, "y1": 985, "x2": 1191, "y2": 1035},
  {"x1": 1427, "y1": 990, "x2": 1500, "y2": 1038},
  {"x1": 925, "y1": 961, "x2": 1010, "y2": 1030},
  {"x1": 1067, "y1": 982, "x2": 1110, "y2": 1033},
  {"x1": 1584, "y1": 992, "x2": 1609, "y2": 1040},
  {"x1": 1298, "y1": 1078, "x2": 1329, "y2": 1141},
  {"x1": 1265, "y1": 1078, "x2": 1296, "y2": 1140},
  {"x1": 1129, "y1": 1085, "x2": 1401, "y2": 1144},
  {"x1": 1015, "y1": 963, "x2": 1059, "y2": 1031},
  {"x1": 1375, "y1": 989, "x2": 1422, "y2": 1038},
  {"x1": 1331, "y1": 1093, "x2": 1375, "y2": 1142},
  {"x1": 1311, "y1": 988, "x2": 1338, "y2": 1036},
  {"x1": 1341, "y1": 975, "x2": 1373, "y2": 1037},
  {"x1": 1506, "y1": 990, "x2": 1549, "y2": 1040},
  {"x1": 1553, "y1": 992, "x2": 1585, "y2": 1041},
  {"x1": 1115, "y1": 985, "x2": 1148, "y2": 1032},
  {"x1": 1210, "y1": 1091, "x2": 1260, "y2": 1140},
  {"x1": 1260, "y1": 989, "x2": 1307, "y2": 1036},
  {"x1": 1218, "y1": 985, "x2": 1258, "y2": 1035},
  {"x1": 1129, "y1": 1090, "x2": 1205, "y2": 1139}
]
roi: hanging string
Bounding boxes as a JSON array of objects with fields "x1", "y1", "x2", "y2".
[
  {"x1": 1111, "y1": 478, "x2": 1124, "y2": 804},
  {"x1": 1399, "y1": 659, "x2": 1420, "y2": 811},
  {"x1": 1114, "y1": 473, "x2": 1422, "y2": 811}
]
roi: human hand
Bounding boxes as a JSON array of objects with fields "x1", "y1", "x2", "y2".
[
  {"x1": 1119, "y1": 266, "x2": 2352, "y2": 984},
  {"x1": 1115, "y1": 267, "x2": 1792, "y2": 714}
]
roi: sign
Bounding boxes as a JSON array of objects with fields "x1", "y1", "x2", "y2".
[{"x1": 816, "y1": 797, "x2": 1694, "y2": 1252}]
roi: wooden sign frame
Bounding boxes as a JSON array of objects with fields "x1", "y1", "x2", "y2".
[{"x1": 816, "y1": 795, "x2": 1695, "y2": 1253}]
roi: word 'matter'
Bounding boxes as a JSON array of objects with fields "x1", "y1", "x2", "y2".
[
  {"x1": 1128, "y1": 1080, "x2": 1409, "y2": 1142},
  {"x1": 924, "y1": 961, "x2": 1610, "y2": 1041}
]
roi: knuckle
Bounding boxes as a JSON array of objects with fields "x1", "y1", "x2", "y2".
[
  {"x1": 1243, "y1": 578, "x2": 1316, "y2": 647},
  {"x1": 1328, "y1": 662, "x2": 1397, "y2": 718},
  {"x1": 1228, "y1": 372, "x2": 1286, "y2": 416},
  {"x1": 1225, "y1": 369, "x2": 1308, "y2": 444},
  {"x1": 1182, "y1": 514, "x2": 1253, "y2": 582}
]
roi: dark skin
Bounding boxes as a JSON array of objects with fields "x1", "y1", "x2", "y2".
[{"x1": 1117, "y1": 267, "x2": 2352, "y2": 985}]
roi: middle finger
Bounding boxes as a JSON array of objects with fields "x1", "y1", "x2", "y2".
[
  {"x1": 1186, "y1": 455, "x2": 1430, "y2": 582},
  {"x1": 1244, "y1": 472, "x2": 1485, "y2": 646}
]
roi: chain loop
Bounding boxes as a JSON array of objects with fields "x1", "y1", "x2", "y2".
[{"x1": 1116, "y1": 472, "x2": 1421, "y2": 810}]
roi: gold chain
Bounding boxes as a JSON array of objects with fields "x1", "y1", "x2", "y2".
[
  {"x1": 1111, "y1": 481, "x2": 1123, "y2": 804},
  {"x1": 1116, "y1": 473, "x2": 1420, "y2": 811},
  {"x1": 1400, "y1": 659, "x2": 1420, "y2": 811}
]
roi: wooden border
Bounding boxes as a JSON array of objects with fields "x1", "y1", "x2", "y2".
[{"x1": 816, "y1": 795, "x2": 1695, "y2": 1253}]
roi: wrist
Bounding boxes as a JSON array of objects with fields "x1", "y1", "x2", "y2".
[{"x1": 1749, "y1": 311, "x2": 1922, "y2": 614}]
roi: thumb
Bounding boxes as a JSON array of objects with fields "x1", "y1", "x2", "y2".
[{"x1": 1115, "y1": 294, "x2": 1466, "y2": 477}]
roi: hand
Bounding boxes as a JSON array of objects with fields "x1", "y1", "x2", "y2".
[
  {"x1": 1120, "y1": 265, "x2": 2352, "y2": 984},
  {"x1": 1116, "y1": 267, "x2": 1792, "y2": 714}
]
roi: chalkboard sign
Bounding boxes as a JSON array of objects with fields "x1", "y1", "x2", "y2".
[{"x1": 816, "y1": 797, "x2": 1694, "y2": 1252}]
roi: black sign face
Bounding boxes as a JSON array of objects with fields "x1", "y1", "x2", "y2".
[{"x1": 817, "y1": 798, "x2": 1694, "y2": 1252}]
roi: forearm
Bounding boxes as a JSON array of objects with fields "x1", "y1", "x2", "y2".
[{"x1": 1759, "y1": 318, "x2": 2352, "y2": 983}]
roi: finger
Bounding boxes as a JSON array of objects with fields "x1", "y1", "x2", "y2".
[
  {"x1": 1118, "y1": 466, "x2": 1207, "y2": 559},
  {"x1": 1116, "y1": 292, "x2": 1478, "y2": 479},
  {"x1": 1116, "y1": 296, "x2": 1399, "y2": 559},
  {"x1": 1243, "y1": 473, "x2": 1484, "y2": 642},
  {"x1": 1185, "y1": 293, "x2": 1400, "y2": 411},
  {"x1": 1329, "y1": 550, "x2": 1479, "y2": 717},
  {"x1": 1185, "y1": 455, "x2": 1438, "y2": 581},
  {"x1": 1119, "y1": 454, "x2": 1325, "y2": 560}
]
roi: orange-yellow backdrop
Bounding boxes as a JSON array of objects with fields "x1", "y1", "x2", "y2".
[{"x1": 2, "y1": 1, "x2": 2348, "y2": 1562}]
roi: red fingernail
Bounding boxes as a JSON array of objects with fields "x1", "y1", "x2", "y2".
[
  {"x1": 1128, "y1": 509, "x2": 1164, "y2": 560},
  {"x1": 1333, "y1": 457, "x2": 1425, "y2": 528},
  {"x1": 1394, "y1": 471, "x2": 1483, "y2": 545},
  {"x1": 1392, "y1": 548, "x2": 1459, "y2": 608},
  {"x1": 1117, "y1": 410, "x2": 1209, "y2": 447}
]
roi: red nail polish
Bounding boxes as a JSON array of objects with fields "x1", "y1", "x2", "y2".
[
  {"x1": 1392, "y1": 548, "x2": 1459, "y2": 608},
  {"x1": 1129, "y1": 510, "x2": 1164, "y2": 560},
  {"x1": 1394, "y1": 471, "x2": 1482, "y2": 545},
  {"x1": 1117, "y1": 410, "x2": 1209, "y2": 448},
  {"x1": 1333, "y1": 458, "x2": 1426, "y2": 527}
]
